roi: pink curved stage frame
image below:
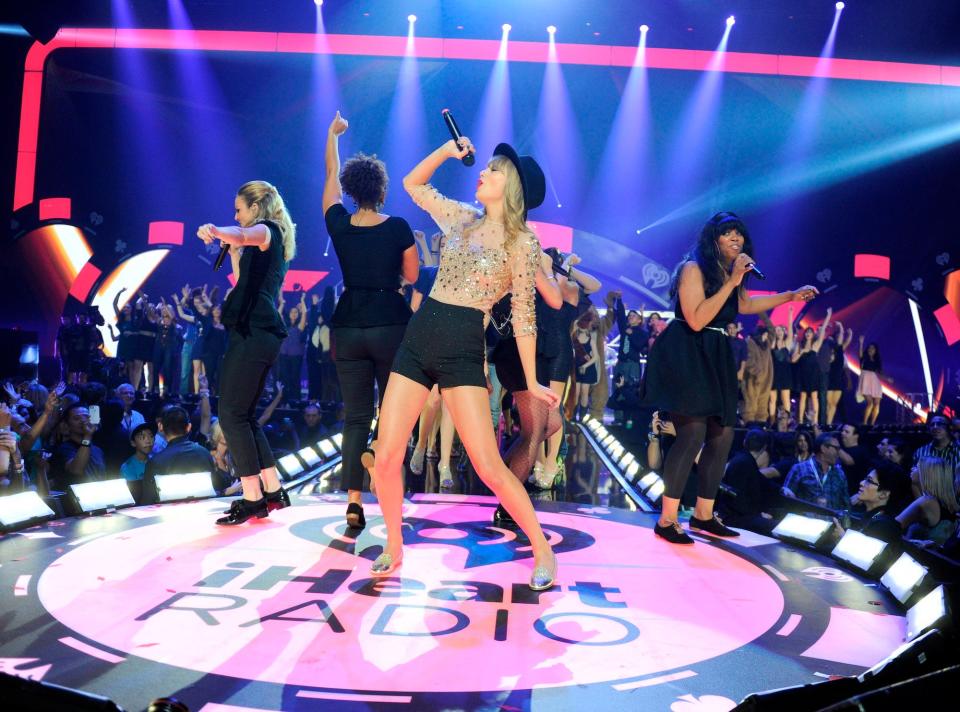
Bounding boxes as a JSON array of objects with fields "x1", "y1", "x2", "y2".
[{"x1": 14, "y1": 28, "x2": 960, "y2": 211}]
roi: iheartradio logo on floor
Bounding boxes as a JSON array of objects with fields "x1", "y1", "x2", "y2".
[{"x1": 35, "y1": 503, "x2": 784, "y2": 692}]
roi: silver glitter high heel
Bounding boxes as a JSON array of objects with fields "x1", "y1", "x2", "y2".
[
  {"x1": 528, "y1": 463, "x2": 555, "y2": 490},
  {"x1": 371, "y1": 551, "x2": 403, "y2": 576},
  {"x1": 438, "y1": 463, "x2": 454, "y2": 488},
  {"x1": 529, "y1": 552, "x2": 557, "y2": 591}
]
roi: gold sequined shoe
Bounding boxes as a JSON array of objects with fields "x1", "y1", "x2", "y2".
[
  {"x1": 371, "y1": 550, "x2": 403, "y2": 576},
  {"x1": 528, "y1": 463, "x2": 555, "y2": 490},
  {"x1": 529, "y1": 552, "x2": 557, "y2": 591}
]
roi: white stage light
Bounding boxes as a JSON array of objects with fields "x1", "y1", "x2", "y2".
[
  {"x1": 647, "y1": 479, "x2": 665, "y2": 500},
  {"x1": 906, "y1": 585, "x2": 948, "y2": 640},
  {"x1": 0, "y1": 491, "x2": 56, "y2": 529},
  {"x1": 625, "y1": 461, "x2": 640, "y2": 477},
  {"x1": 836, "y1": 2, "x2": 845, "y2": 10},
  {"x1": 547, "y1": 25, "x2": 556, "y2": 35},
  {"x1": 638, "y1": 472, "x2": 661, "y2": 491},
  {"x1": 881, "y1": 553, "x2": 929, "y2": 605},
  {"x1": 640, "y1": 24, "x2": 649, "y2": 33},
  {"x1": 155, "y1": 472, "x2": 216, "y2": 502},
  {"x1": 70, "y1": 479, "x2": 135, "y2": 513},
  {"x1": 298, "y1": 446, "x2": 321, "y2": 466},
  {"x1": 318, "y1": 439, "x2": 338, "y2": 458},
  {"x1": 619, "y1": 452, "x2": 635, "y2": 468},
  {"x1": 502, "y1": 23, "x2": 512, "y2": 32},
  {"x1": 408, "y1": 14, "x2": 417, "y2": 23},
  {"x1": 277, "y1": 453, "x2": 304, "y2": 478},
  {"x1": 831, "y1": 529, "x2": 888, "y2": 574},
  {"x1": 772, "y1": 513, "x2": 833, "y2": 546},
  {"x1": 726, "y1": 15, "x2": 736, "y2": 27},
  {"x1": 331, "y1": 432, "x2": 343, "y2": 448}
]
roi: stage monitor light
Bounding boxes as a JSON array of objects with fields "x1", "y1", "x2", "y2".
[
  {"x1": 638, "y1": 472, "x2": 660, "y2": 491},
  {"x1": 331, "y1": 432, "x2": 343, "y2": 449},
  {"x1": 602, "y1": 434, "x2": 616, "y2": 447},
  {"x1": 318, "y1": 439, "x2": 338, "y2": 458},
  {"x1": 881, "y1": 553, "x2": 930, "y2": 605},
  {"x1": 647, "y1": 479, "x2": 665, "y2": 500},
  {"x1": 625, "y1": 461, "x2": 640, "y2": 478},
  {"x1": 155, "y1": 472, "x2": 216, "y2": 502},
  {"x1": 298, "y1": 446, "x2": 321, "y2": 466},
  {"x1": 69, "y1": 479, "x2": 134, "y2": 513},
  {"x1": 831, "y1": 529, "x2": 888, "y2": 575},
  {"x1": 277, "y1": 453, "x2": 304, "y2": 479},
  {"x1": 619, "y1": 452, "x2": 635, "y2": 469},
  {"x1": 0, "y1": 491, "x2": 56, "y2": 530},
  {"x1": 772, "y1": 513, "x2": 833, "y2": 547},
  {"x1": 906, "y1": 585, "x2": 950, "y2": 641}
]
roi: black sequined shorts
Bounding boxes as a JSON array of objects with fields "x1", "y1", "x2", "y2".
[{"x1": 391, "y1": 298, "x2": 488, "y2": 390}]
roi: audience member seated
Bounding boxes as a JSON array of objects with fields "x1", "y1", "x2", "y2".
[
  {"x1": 142, "y1": 405, "x2": 215, "y2": 503},
  {"x1": 838, "y1": 422, "x2": 872, "y2": 496},
  {"x1": 297, "y1": 402, "x2": 327, "y2": 445},
  {"x1": 896, "y1": 456, "x2": 960, "y2": 547},
  {"x1": 120, "y1": 423, "x2": 155, "y2": 503},
  {"x1": 911, "y1": 414, "x2": 960, "y2": 473},
  {"x1": 720, "y1": 429, "x2": 782, "y2": 534},
  {"x1": 115, "y1": 383, "x2": 145, "y2": 434},
  {"x1": 839, "y1": 459, "x2": 906, "y2": 544},
  {"x1": 49, "y1": 402, "x2": 106, "y2": 489},
  {"x1": 770, "y1": 428, "x2": 813, "y2": 479},
  {"x1": 782, "y1": 432, "x2": 847, "y2": 510}
]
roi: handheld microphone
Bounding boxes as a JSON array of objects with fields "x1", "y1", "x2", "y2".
[
  {"x1": 441, "y1": 109, "x2": 475, "y2": 166},
  {"x1": 747, "y1": 262, "x2": 766, "y2": 280},
  {"x1": 213, "y1": 243, "x2": 229, "y2": 271}
]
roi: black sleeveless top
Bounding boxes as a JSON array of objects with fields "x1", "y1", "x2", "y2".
[{"x1": 221, "y1": 220, "x2": 288, "y2": 338}]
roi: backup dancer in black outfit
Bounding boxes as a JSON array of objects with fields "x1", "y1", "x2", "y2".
[
  {"x1": 488, "y1": 260, "x2": 564, "y2": 522},
  {"x1": 322, "y1": 111, "x2": 419, "y2": 529},
  {"x1": 197, "y1": 180, "x2": 295, "y2": 524},
  {"x1": 640, "y1": 212, "x2": 818, "y2": 544}
]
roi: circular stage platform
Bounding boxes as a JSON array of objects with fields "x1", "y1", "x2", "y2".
[{"x1": 0, "y1": 495, "x2": 907, "y2": 711}]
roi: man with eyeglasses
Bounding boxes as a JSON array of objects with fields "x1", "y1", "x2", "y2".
[
  {"x1": 832, "y1": 460, "x2": 904, "y2": 544},
  {"x1": 782, "y1": 433, "x2": 847, "y2": 510},
  {"x1": 912, "y1": 415, "x2": 960, "y2": 473}
]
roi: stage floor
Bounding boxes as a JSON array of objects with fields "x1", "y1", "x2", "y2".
[{"x1": 0, "y1": 492, "x2": 907, "y2": 711}]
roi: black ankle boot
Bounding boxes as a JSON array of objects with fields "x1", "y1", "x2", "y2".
[
  {"x1": 217, "y1": 497, "x2": 268, "y2": 525},
  {"x1": 492, "y1": 504, "x2": 517, "y2": 528},
  {"x1": 265, "y1": 487, "x2": 291, "y2": 512}
]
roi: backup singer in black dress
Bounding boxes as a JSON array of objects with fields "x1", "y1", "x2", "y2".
[
  {"x1": 640, "y1": 212, "x2": 818, "y2": 544},
  {"x1": 197, "y1": 180, "x2": 296, "y2": 524},
  {"x1": 323, "y1": 111, "x2": 419, "y2": 529}
]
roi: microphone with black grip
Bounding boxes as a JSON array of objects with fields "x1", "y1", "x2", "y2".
[
  {"x1": 213, "y1": 242, "x2": 229, "y2": 271},
  {"x1": 441, "y1": 109, "x2": 475, "y2": 166}
]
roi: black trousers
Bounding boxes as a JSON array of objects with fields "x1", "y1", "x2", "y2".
[
  {"x1": 219, "y1": 327, "x2": 283, "y2": 478},
  {"x1": 333, "y1": 324, "x2": 407, "y2": 492},
  {"x1": 277, "y1": 353, "x2": 303, "y2": 402}
]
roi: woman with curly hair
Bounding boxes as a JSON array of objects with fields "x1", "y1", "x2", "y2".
[
  {"x1": 367, "y1": 133, "x2": 560, "y2": 590},
  {"x1": 197, "y1": 179, "x2": 297, "y2": 524},
  {"x1": 640, "y1": 212, "x2": 819, "y2": 544},
  {"x1": 323, "y1": 112, "x2": 419, "y2": 530}
]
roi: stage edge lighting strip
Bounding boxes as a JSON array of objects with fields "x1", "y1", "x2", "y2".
[{"x1": 13, "y1": 28, "x2": 960, "y2": 210}]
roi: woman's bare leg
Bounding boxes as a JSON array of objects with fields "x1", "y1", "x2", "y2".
[
  {"x1": 370, "y1": 374, "x2": 431, "y2": 563},
  {"x1": 442, "y1": 385, "x2": 555, "y2": 573}
]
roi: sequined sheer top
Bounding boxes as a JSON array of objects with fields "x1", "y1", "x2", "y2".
[{"x1": 408, "y1": 184, "x2": 540, "y2": 337}]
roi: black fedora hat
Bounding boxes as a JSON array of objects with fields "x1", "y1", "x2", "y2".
[{"x1": 493, "y1": 142, "x2": 545, "y2": 217}]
